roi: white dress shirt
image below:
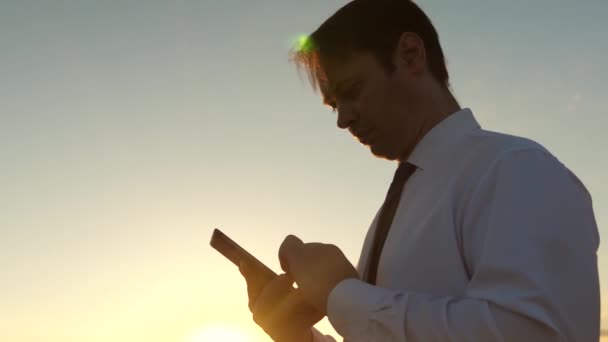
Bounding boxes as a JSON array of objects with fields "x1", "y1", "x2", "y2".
[{"x1": 312, "y1": 108, "x2": 600, "y2": 341}]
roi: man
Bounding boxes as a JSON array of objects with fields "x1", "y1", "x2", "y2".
[{"x1": 239, "y1": 0, "x2": 600, "y2": 341}]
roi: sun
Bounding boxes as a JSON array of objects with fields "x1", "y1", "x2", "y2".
[{"x1": 186, "y1": 323, "x2": 254, "y2": 342}]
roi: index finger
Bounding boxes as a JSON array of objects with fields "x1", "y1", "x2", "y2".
[
  {"x1": 278, "y1": 235, "x2": 304, "y2": 275},
  {"x1": 240, "y1": 260, "x2": 270, "y2": 310},
  {"x1": 261, "y1": 287, "x2": 323, "y2": 334}
]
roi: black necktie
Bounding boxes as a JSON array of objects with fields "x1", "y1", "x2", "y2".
[{"x1": 364, "y1": 162, "x2": 417, "y2": 285}]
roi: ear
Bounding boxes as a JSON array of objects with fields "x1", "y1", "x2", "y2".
[{"x1": 393, "y1": 32, "x2": 427, "y2": 75}]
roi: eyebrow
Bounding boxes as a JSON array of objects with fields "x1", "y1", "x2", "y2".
[
  {"x1": 322, "y1": 77, "x2": 358, "y2": 105},
  {"x1": 330, "y1": 78, "x2": 354, "y2": 95}
]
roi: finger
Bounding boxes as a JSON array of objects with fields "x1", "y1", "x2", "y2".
[
  {"x1": 261, "y1": 288, "x2": 324, "y2": 333},
  {"x1": 252, "y1": 273, "x2": 294, "y2": 317},
  {"x1": 253, "y1": 286, "x2": 301, "y2": 329},
  {"x1": 240, "y1": 261, "x2": 269, "y2": 311},
  {"x1": 278, "y1": 235, "x2": 304, "y2": 274},
  {"x1": 238, "y1": 260, "x2": 247, "y2": 277}
]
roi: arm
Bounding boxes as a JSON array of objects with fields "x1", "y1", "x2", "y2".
[{"x1": 326, "y1": 149, "x2": 600, "y2": 341}]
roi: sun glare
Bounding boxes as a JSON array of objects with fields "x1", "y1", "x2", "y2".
[{"x1": 186, "y1": 324, "x2": 254, "y2": 342}]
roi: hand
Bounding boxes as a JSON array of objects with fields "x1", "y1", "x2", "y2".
[
  {"x1": 279, "y1": 235, "x2": 359, "y2": 315},
  {"x1": 240, "y1": 261, "x2": 323, "y2": 342}
]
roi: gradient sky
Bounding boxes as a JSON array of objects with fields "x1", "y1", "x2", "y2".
[{"x1": 1, "y1": 1, "x2": 607, "y2": 341}]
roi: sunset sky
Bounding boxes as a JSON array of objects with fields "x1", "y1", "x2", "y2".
[{"x1": 1, "y1": 1, "x2": 606, "y2": 341}]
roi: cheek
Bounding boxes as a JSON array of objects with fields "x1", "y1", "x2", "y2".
[
  {"x1": 375, "y1": 89, "x2": 400, "y2": 132},
  {"x1": 358, "y1": 88, "x2": 385, "y2": 129}
]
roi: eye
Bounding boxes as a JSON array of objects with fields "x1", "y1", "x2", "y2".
[
  {"x1": 344, "y1": 87, "x2": 360, "y2": 99},
  {"x1": 329, "y1": 102, "x2": 337, "y2": 112},
  {"x1": 324, "y1": 98, "x2": 337, "y2": 112},
  {"x1": 337, "y1": 82, "x2": 362, "y2": 101}
]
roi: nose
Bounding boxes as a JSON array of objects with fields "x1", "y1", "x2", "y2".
[{"x1": 336, "y1": 102, "x2": 356, "y2": 129}]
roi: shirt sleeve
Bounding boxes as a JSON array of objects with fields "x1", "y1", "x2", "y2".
[{"x1": 325, "y1": 148, "x2": 600, "y2": 341}]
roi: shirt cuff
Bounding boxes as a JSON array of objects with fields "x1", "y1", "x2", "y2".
[{"x1": 326, "y1": 278, "x2": 395, "y2": 338}]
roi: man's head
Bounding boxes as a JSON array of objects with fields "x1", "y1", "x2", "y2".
[{"x1": 292, "y1": 0, "x2": 458, "y2": 161}]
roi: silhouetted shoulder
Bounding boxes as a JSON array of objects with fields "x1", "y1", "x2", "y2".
[
  {"x1": 459, "y1": 127, "x2": 592, "y2": 201},
  {"x1": 468, "y1": 128, "x2": 552, "y2": 160}
]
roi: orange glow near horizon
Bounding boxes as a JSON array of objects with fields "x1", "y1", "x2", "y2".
[
  {"x1": 184, "y1": 321, "x2": 275, "y2": 342},
  {"x1": 185, "y1": 324, "x2": 253, "y2": 342}
]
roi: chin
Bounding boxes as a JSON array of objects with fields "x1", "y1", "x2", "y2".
[{"x1": 370, "y1": 144, "x2": 398, "y2": 161}]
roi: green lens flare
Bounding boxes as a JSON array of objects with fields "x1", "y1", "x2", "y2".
[{"x1": 296, "y1": 34, "x2": 315, "y2": 53}]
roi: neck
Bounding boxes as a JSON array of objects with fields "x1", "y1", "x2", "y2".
[
  {"x1": 398, "y1": 85, "x2": 461, "y2": 163},
  {"x1": 425, "y1": 87, "x2": 461, "y2": 130}
]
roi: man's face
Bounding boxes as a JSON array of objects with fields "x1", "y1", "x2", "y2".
[{"x1": 321, "y1": 51, "x2": 426, "y2": 161}]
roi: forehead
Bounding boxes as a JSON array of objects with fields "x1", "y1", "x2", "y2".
[
  {"x1": 319, "y1": 53, "x2": 378, "y2": 98},
  {"x1": 322, "y1": 53, "x2": 376, "y2": 83}
]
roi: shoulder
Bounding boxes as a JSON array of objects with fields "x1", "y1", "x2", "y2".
[
  {"x1": 453, "y1": 128, "x2": 594, "y2": 223},
  {"x1": 454, "y1": 129, "x2": 553, "y2": 187},
  {"x1": 467, "y1": 128, "x2": 552, "y2": 162},
  {"x1": 464, "y1": 129, "x2": 592, "y2": 202},
  {"x1": 458, "y1": 129, "x2": 599, "y2": 249},
  {"x1": 465, "y1": 128, "x2": 563, "y2": 179}
]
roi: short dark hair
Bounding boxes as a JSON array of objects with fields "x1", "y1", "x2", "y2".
[{"x1": 291, "y1": 0, "x2": 450, "y2": 98}]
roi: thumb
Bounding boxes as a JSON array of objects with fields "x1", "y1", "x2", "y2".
[
  {"x1": 278, "y1": 235, "x2": 304, "y2": 275},
  {"x1": 239, "y1": 261, "x2": 247, "y2": 276}
]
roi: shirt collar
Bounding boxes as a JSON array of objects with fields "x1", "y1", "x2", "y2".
[{"x1": 407, "y1": 108, "x2": 481, "y2": 170}]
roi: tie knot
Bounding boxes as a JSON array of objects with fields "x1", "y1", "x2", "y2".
[
  {"x1": 395, "y1": 162, "x2": 416, "y2": 183},
  {"x1": 386, "y1": 162, "x2": 417, "y2": 200}
]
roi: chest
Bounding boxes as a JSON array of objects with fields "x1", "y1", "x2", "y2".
[{"x1": 359, "y1": 172, "x2": 472, "y2": 296}]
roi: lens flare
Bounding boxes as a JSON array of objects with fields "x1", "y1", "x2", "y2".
[{"x1": 295, "y1": 34, "x2": 315, "y2": 53}]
